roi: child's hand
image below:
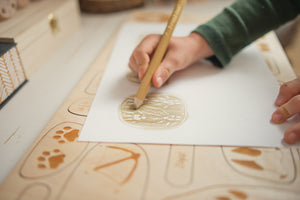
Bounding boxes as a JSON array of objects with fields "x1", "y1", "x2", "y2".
[
  {"x1": 128, "y1": 32, "x2": 213, "y2": 87},
  {"x1": 272, "y1": 78, "x2": 300, "y2": 144}
]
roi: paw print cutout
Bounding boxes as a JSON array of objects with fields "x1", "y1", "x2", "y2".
[
  {"x1": 37, "y1": 149, "x2": 65, "y2": 169},
  {"x1": 20, "y1": 122, "x2": 88, "y2": 178},
  {"x1": 52, "y1": 126, "x2": 79, "y2": 144}
]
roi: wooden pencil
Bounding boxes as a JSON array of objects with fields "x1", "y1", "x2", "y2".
[{"x1": 134, "y1": 0, "x2": 187, "y2": 109}]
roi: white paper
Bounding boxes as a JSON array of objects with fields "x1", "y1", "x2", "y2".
[{"x1": 79, "y1": 22, "x2": 300, "y2": 148}]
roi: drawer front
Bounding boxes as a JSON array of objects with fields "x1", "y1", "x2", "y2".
[{"x1": 16, "y1": 0, "x2": 81, "y2": 77}]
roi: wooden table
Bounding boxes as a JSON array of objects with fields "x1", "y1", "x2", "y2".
[{"x1": 0, "y1": 2, "x2": 299, "y2": 199}]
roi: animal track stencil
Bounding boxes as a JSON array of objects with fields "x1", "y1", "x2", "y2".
[
  {"x1": 164, "y1": 185, "x2": 300, "y2": 200},
  {"x1": 165, "y1": 145, "x2": 194, "y2": 187},
  {"x1": 20, "y1": 122, "x2": 88, "y2": 178},
  {"x1": 93, "y1": 146, "x2": 140, "y2": 185},
  {"x1": 258, "y1": 43, "x2": 270, "y2": 52},
  {"x1": 222, "y1": 147, "x2": 296, "y2": 182},
  {"x1": 37, "y1": 149, "x2": 65, "y2": 169},
  {"x1": 85, "y1": 72, "x2": 103, "y2": 95},
  {"x1": 59, "y1": 144, "x2": 149, "y2": 200},
  {"x1": 17, "y1": 183, "x2": 51, "y2": 200},
  {"x1": 68, "y1": 98, "x2": 93, "y2": 117},
  {"x1": 52, "y1": 126, "x2": 79, "y2": 144}
]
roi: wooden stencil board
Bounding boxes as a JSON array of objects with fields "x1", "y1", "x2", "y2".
[{"x1": 0, "y1": 12, "x2": 299, "y2": 200}]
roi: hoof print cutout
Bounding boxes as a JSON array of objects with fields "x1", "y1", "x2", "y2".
[
  {"x1": 222, "y1": 147, "x2": 296, "y2": 182},
  {"x1": 20, "y1": 122, "x2": 88, "y2": 178}
]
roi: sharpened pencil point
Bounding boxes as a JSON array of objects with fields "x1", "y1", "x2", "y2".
[{"x1": 134, "y1": 97, "x2": 143, "y2": 109}]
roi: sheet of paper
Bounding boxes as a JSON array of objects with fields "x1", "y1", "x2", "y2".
[{"x1": 79, "y1": 22, "x2": 300, "y2": 147}]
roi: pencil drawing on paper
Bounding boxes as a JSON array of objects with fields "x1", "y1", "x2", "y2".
[
  {"x1": 118, "y1": 93, "x2": 188, "y2": 129},
  {"x1": 126, "y1": 71, "x2": 141, "y2": 84}
]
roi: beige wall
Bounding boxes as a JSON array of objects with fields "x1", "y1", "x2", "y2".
[{"x1": 276, "y1": 16, "x2": 300, "y2": 77}]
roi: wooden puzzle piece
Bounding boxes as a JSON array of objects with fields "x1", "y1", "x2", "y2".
[
  {"x1": 163, "y1": 185, "x2": 300, "y2": 200},
  {"x1": 17, "y1": 183, "x2": 50, "y2": 200},
  {"x1": 264, "y1": 56, "x2": 281, "y2": 76},
  {"x1": 85, "y1": 72, "x2": 103, "y2": 95},
  {"x1": 222, "y1": 147, "x2": 296, "y2": 183},
  {"x1": 165, "y1": 145, "x2": 195, "y2": 187},
  {"x1": 68, "y1": 97, "x2": 93, "y2": 117},
  {"x1": 258, "y1": 43, "x2": 270, "y2": 52},
  {"x1": 20, "y1": 122, "x2": 88, "y2": 178},
  {"x1": 257, "y1": 42, "x2": 281, "y2": 77},
  {"x1": 58, "y1": 143, "x2": 149, "y2": 200}
]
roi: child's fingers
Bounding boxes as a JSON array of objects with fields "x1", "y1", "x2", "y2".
[
  {"x1": 152, "y1": 50, "x2": 180, "y2": 88},
  {"x1": 284, "y1": 123, "x2": 300, "y2": 144},
  {"x1": 272, "y1": 95, "x2": 300, "y2": 123},
  {"x1": 128, "y1": 54, "x2": 138, "y2": 72},
  {"x1": 152, "y1": 64, "x2": 174, "y2": 88},
  {"x1": 275, "y1": 78, "x2": 300, "y2": 106},
  {"x1": 129, "y1": 34, "x2": 161, "y2": 79}
]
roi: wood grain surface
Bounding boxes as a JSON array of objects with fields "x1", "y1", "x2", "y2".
[{"x1": 0, "y1": 12, "x2": 299, "y2": 200}]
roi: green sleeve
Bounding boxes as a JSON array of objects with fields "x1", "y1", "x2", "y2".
[{"x1": 193, "y1": 0, "x2": 300, "y2": 67}]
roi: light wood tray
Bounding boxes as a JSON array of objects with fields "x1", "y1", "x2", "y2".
[{"x1": 0, "y1": 12, "x2": 299, "y2": 200}]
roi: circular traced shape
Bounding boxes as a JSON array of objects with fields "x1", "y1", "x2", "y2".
[{"x1": 119, "y1": 93, "x2": 187, "y2": 129}]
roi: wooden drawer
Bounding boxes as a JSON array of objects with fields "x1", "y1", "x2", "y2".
[{"x1": 0, "y1": 0, "x2": 81, "y2": 78}]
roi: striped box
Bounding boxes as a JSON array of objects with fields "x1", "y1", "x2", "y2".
[{"x1": 0, "y1": 42, "x2": 27, "y2": 108}]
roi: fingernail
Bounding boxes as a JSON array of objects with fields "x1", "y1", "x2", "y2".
[
  {"x1": 276, "y1": 96, "x2": 285, "y2": 105},
  {"x1": 272, "y1": 112, "x2": 283, "y2": 123},
  {"x1": 157, "y1": 77, "x2": 163, "y2": 87},
  {"x1": 138, "y1": 70, "x2": 142, "y2": 80},
  {"x1": 287, "y1": 132, "x2": 298, "y2": 144}
]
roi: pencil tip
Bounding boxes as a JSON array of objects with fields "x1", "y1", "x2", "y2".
[{"x1": 134, "y1": 97, "x2": 143, "y2": 109}]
